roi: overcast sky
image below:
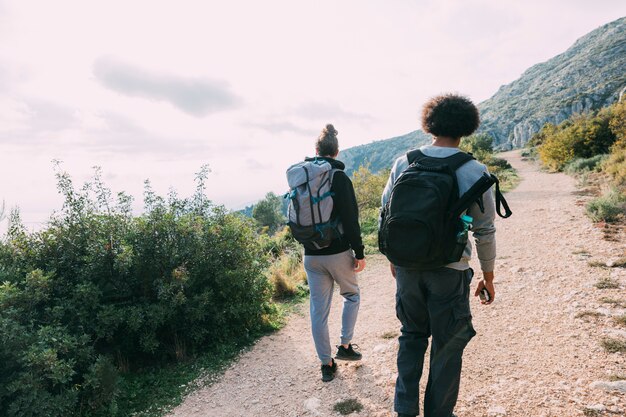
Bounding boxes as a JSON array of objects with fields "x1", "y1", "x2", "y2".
[{"x1": 0, "y1": 0, "x2": 625, "y2": 230}]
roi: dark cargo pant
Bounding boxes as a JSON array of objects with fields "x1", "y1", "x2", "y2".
[{"x1": 394, "y1": 266, "x2": 476, "y2": 417}]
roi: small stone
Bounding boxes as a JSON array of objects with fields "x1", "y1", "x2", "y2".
[
  {"x1": 585, "y1": 404, "x2": 605, "y2": 412},
  {"x1": 488, "y1": 405, "x2": 507, "y2": 416},
  {"x1": 304, "y1": 397, "x2": 321, "y2": 415},
  {"x1": 373, "y1": 344, "x2": 387, "y2": 353},
  {"x1": 590, "y1": 380, "x2": 626, "y2": 393}
]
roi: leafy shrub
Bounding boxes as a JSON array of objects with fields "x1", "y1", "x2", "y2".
[
  {"x1": 351, "y1": 165, "x2": 389, "y2": 212},
  {"x1": 586, "y1": 188, "x2": 626, "y2": 222},
  {"x1": 608, "y1": 100, "x2": 626, "y2": 146},
  {"x1": 351, "y1": 167, "x2": 389, "y2": 252},
  {"x1": 537, "y1": 110, "x2": 617, "y2": 171},
  {"x1": 603, "y1": 146, "x2": 626, "y2": 186},
  {"x1": 0, "y1": 165, "x2": 274, "y2": 416},
  {"x1": 564, "y1": 154, "x2": 609, "y2": 175},
  {"x1": 252, "y1": 192, "x2": 286, "y2": 234},
  {"x1": 459, "y1": 133, "x2": 493, "y2": 162}
]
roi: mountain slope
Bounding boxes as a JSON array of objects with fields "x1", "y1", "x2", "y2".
[
  {"x1": 338, "y1": 130, "x2": 431, "y2": 175},
  {"x1": 339, "y1": 16, "x2": 626, "y2": 172},
  {"x1": 479, "y1": 16, "x2": 626, "y2": 147}
]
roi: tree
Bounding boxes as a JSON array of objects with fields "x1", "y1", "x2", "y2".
[
  {"x1": 459, "y1": 133, "x2": 494, "y2": 162},
  {"x1": 609, "y1": 100, "x2": 626, "y2": 148},
  {"x1": 351, "y1": 165, "x2": 389, "y2": 211},
  {"x1": 253, "y1": 192, "x2": 286, "y2": 234}
]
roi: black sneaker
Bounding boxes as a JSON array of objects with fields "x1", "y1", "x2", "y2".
[
  {"x1": 335, "y1": 343, "x2": 362, "y2": 361},
  {"x1": 321, "y1": 359, "x2": 337, "y2": 382}
]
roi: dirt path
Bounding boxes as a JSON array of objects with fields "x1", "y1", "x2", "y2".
[{"x1": 170, "y1": 151, "x2": 626, "y2": 417}]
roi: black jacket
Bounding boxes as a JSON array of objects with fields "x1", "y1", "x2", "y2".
[{"x1": 303, "y1": 157, "x2": 365, "y2": 259}]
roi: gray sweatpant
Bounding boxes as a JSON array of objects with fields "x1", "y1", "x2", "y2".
[{"x1": 304, "y1": 249, "x2": 360, "y2": 364}]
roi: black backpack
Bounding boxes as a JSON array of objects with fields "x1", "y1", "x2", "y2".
[{"x1": 378, "y1": 149, "x2": 511, "y2": 270}]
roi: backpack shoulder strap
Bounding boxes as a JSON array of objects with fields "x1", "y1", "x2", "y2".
[
  {"x1": 406, "y1": 149, "x2": 424, "y2": 165},
  {"x1": 444, "y1": 151, "x2": 475, "y2": 171},
  {"x1": 407, "y1": 149, "x2": 474, "y2": 171}
]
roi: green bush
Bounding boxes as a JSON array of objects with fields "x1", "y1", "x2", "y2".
[
  {"x1": 586, "y1": 188, "x2": 626, "y2": 222},
  {"x1": 459, "y1": 133, "x2": 493, "y2": 162},
  {"x1": 0, "y1": 165, "x2": 274, "y2": 416},
  {"x1": 351, "y1": 167, "x2": 389, "y2": 252},
  {"x1": 603, "y1": 146, "x2": 626, "y2": 187},
  {"x1": 564, "y1": 154, "x2": 609, "y2": 174},
  {"x1": 537, "y1": 110, "x2": 617, "y2": 171}
]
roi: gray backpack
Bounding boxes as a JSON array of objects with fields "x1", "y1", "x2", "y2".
[{"x1": 285, "y1": 159, "x2": 343, "y2": 250}]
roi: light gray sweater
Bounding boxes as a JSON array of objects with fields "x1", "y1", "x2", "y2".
[{"x1": 380, "y1": 145, "x2": 497, "y2": 272}]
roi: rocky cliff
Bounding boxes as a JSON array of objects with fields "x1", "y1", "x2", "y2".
[{"x1": 478, "y1": 16, "x2": 626, "y2": 148}]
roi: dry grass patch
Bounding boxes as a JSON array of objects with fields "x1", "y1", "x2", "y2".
[
  {"x1": 575, "y1": 310, "x2": 603, "y2": 319},
  {"x1": 601, "y1": 337, "x2": 626, "y2": 353},
  {"x1": 595, "y1": 277, "x2": 620, "y2": 289},
  {"x1": 582, "y1": 408, "x2": 602, "y2": 417},
  {"x1": 613, "y1": 315, "x2": 626, "y2": 327},
  {"x1": 612, "y1": 256, "x2": 626, "y2": 268},
  {"x1": 599, "y1": 297, "x2": 626, "y2": 308},
  {"x1": 267, "y1": 251, "x2": 308, "y2": 299},
  {"x1": 333, "y1": 399, "x2": 363, "y2": 415},
  {"x1": 381, "y1": 331, "x2": 399, "y2": 339},
  {"x1": 588, "y1": 260, "x2": 608, "y2": 268}
]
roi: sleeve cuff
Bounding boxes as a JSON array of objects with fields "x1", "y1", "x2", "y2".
[
  {"x1": 479, "y1": 258, "x2": 495, "y2": 273},
  {"x1": 353, "y1": 246, "x2": 365, "y2": 260}
]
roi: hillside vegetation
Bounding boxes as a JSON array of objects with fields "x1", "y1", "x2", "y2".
[
  {"x1": 0, "y1": 166, "x2": 304, "y2": 417},
  {"x1": 479, "y1": 16, "x2": 625, "y2": 148},
  {"x1": 528, "y1": 100, "x2": 626, "y2": 223},
  {"x1": 338, "y1": 130, "x2": 431, "y2": 175}
]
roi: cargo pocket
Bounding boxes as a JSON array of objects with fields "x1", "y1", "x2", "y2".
[{"x1": 451, "y1": 269, "x2": 476, "y2": 345}]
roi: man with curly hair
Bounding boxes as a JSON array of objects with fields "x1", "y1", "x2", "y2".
[{"x1": 381, "y1": 94, "x2": 497, "y2": 417}]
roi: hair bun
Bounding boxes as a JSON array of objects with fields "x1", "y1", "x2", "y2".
[{"x1": 323, "y1": 124, "x2": 338, "y2": 138}]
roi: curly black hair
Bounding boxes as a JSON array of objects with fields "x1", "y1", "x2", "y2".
[
  {"x1": 421, "y1": 94, "x2": 480, "y2": 139},
  {"x1": 316, "y1": 124, "x2": 339, "y2": 156}
]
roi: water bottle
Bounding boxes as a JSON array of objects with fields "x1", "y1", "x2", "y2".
[{"x1": 449, "y1": 215, "x2": 473, "y2": 261}]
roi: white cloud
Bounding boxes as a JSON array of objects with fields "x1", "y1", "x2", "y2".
[{"x1": 93, "y1": 57, "x2": 242, "y2": 117}]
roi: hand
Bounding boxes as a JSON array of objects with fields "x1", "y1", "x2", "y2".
[
  {"x1": 474, "y1": 271, "x2": 495, "y2": 305},
  {"x1": 354, "y1": 258, "x2": 366, "y2": 273},
  {"x1": 389, "y1": 263, "x2": 396, "y2": 278}
]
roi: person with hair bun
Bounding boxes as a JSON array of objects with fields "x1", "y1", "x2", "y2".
[
  {"x1": 301, "y1": 124, "x2": 366, "y2": 382},
  {"x1": 381, "y1": 94, "x2": 497, "y2": 417}
]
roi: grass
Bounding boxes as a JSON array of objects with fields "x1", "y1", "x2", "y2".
[
  {"x1": 599, "y1": 297, "x2": 626, "y2": 308},
  {"x1": 587, "y1": 260, "x2": 607, "y2": 268},
  {"x1": 575, "y1": 310, "x2": 603, "y2": 319},
  {"x1": 333, "y1": 399, "x2": 364, "y2": 415},
  {"x1": 601, "y1": 337, "x2": 626, "y2": 353},
  {"x1": 572, "y1": 249, "x2": 590, "y2": 255},
  {"x1": 586, "y1": 188, "x2": 626, "y2": 223},
  {"x1": 267, "y1": 251, "x2": 308, "y2": 299},
  {"x1": 381, "y1": 331, "x2": 399, "y2": 339},
  {"x1": 116, "y1": 337, "x2": 258, "y2": 416},
  {"x1": 582, "y1": 408, "x2": 602, "y2": 417},
  {"x1": 613, "y1": 315, "x2": 626, "y2": 327},
  {"x1": 612, "y1": 257, "x2": 626, "y2": 268},
  {"x1": 595, "y1": 277, "x2": 620, "y2": 289},
  {"x1": 608, "y1": 374, "x2": 626, "y2": 381}
]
